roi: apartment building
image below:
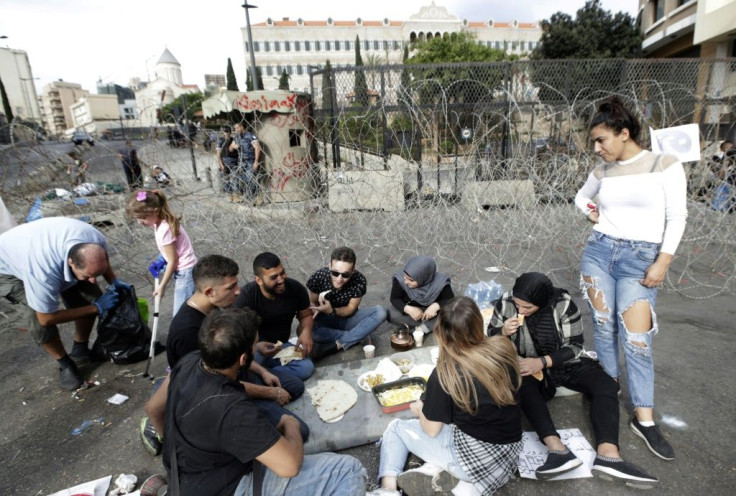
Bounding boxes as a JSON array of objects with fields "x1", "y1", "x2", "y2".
[
  {"x1": 640, "y1": 0, "x2": 736, "y2": 57},
  {"x1": 39, "y1": 81, "x2": 88, "y2": 137},
  {"x1": 244, "y1": 3, "x2": 542, "y2": 92},
  {"x1": 0, "y1": 47, "x2": 42, "y2": 123},
  {"x1": 70, "y1": 94, "x2": 121, "y2": 136}
]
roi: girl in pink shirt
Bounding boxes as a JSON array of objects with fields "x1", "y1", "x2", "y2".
[{"x1": 126, "y1": 190, "x2": 197, "y2": 316}]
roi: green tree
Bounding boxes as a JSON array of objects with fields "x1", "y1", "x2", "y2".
[
  {"x1": 354, "y1": 35, "x2": 369, "y2": 107},
  {"x1": 0, "y1": 76, "x2": 14, "y2": 122},
  {"x1": 407, "y1": 31, "x2": 508, "y2": 105},
  {"x1": 400, "y1": 45, "x2": 411, "y2": 94},
  {"x1": 532, "y1": 0, "x2": 642, "y2": 60},
  {"x1": 321, "y1": 60, "x2": 333, "y2": 110},
  {"x1": 246, "y1": 66, "x2": 263, "y2": 91},
  {"x1": 278, "y1": 70, "x2": 291, "y2": 90},
  {"x1": 529, "y1": 0, "x2": 643, "y2": 102},
  {"x1": 161, "y1": 92, "x2": 205, "y2": 122},
  {"x1": 226, "y1": 58, "x2": 239, "y2": 91}
]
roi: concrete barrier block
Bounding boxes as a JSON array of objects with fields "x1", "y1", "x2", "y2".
[
  {"x1": 328, "y1": 169, "x2": 405, "y2": 212},
  {"x1": 461, "y1": 179, "x2": 536, "y2": 208}
]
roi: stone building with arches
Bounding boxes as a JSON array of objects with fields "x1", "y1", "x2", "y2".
[{"x1": 244, "y1": 2, "x2": 542, "y2": 94}]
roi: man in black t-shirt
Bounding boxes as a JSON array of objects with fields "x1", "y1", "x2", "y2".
[
  {"x1": 306, "y1": 246, "x2": 387, "y2": 360},
  {"x1": 156, "y1": 308, "x2": 364, "y2": 496},
  {"x1": 141, "y1": 255, "x2": 308, "y2": 457},
  {"x1": 234, "y1": 252, "x2": 315, "y2": 381}
]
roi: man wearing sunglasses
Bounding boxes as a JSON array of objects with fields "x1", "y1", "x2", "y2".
[{"x1": 306, "y1": 246, "x2": 387, "y2": 360}]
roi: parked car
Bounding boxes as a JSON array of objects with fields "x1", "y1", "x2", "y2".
[{"x1": 71, "y1": 130, "x2": 94, "y2": 146}]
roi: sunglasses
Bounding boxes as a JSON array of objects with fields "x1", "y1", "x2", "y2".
[{"x1": 329, "y1": 270, "x2": 352, "y2": 279}]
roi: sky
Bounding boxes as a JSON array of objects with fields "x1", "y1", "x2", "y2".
[{"x1": 0, "y1": 0, "x2": 639, "y2": 97}]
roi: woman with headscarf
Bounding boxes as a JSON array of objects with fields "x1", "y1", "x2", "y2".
[
  {"x1": 387, "y1": 255, "x2": 454, "y2": 332},
  {"x1": 487, "y1": 272, "x2": 658, "y2": 489}
]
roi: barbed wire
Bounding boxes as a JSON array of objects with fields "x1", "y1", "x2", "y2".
[{"x1": 1, "y1": 59, "x2": 734, "y2": 305}]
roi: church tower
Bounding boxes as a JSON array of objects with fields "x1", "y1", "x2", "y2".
[{"x1": 155, "y1": 48, "x2": 183, "y2": 86}]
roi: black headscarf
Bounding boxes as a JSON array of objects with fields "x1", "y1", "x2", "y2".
[{"x1": 512, "y1": 272, "x2": 567, "y2": 356}]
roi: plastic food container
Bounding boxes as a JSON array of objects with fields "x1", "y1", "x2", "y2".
[{"x1": 372, "y1": 377, "x2": 426, "y2": 413}]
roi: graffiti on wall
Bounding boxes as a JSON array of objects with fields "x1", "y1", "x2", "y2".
[{"x1": 271, "y1": 152, "x2": 309, "y2": 191}]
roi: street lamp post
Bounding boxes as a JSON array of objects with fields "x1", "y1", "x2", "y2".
[{"x1": 241, "y1": 2, "x2": 260, "y2": 91}]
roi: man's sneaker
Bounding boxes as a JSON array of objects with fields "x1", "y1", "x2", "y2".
[
  {"x1": 592, "y1": 456, "x2": 659, "y2": 489},
  {"x1": 140, "y1": 473, "x2": 167, "y2": 496},
  {"x1": 398, "y1": 463, "x2": 458, "y2": 494},
  {"x1": 69, "y1": 353, "x2": 91, "y2": 367},
  {"x1": 312, "y1": 341, "x2": 339, "y2": 361},
  {"x1": 140, "y1": 417, "x2": 163, "y2": 456},
  {"x1": 59, "y1": 363, "x2": 83, "y2": 391},
  {"x1": 535, "y1": 450, "x2": 583, "y2": 480},
  {"x1": 365, "y1": 489, "x2": 401, "y2": 496},
  {"x1": 630, "y1": 418, "x2": 675, "y2": 460}
]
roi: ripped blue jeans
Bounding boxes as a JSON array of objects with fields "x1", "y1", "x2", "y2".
[{"x1": 580, "y1": 231, "x2": 659, "y2": 409}]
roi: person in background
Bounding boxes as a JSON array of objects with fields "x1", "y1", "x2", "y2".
[{"x1": 117, "y1": 140, "x2": 143, "y2": 190}]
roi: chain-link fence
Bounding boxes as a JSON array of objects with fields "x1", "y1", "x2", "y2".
[{"x1": 1, "y1": 58, "x2": 735, "y2": 311}]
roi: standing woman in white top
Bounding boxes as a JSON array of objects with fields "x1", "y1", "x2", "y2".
[{"x1": 575, "y1": 96, "x2": 687, "y2": 462}]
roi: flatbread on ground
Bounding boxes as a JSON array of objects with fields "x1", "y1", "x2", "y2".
[{"x1": 307, "y1": 379, "x2": 358, "y2": 422}]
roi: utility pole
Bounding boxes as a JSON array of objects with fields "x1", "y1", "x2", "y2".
[{"x1": 242, "y1": 2, "x2": 260, "y2": 90}]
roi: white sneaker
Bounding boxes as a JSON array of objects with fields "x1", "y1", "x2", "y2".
[
  {"x1": 366, "y1": 489, "x2": 401, "y2": 496},
  {"x1": 451, "y1": 480, "x2": 481, "y2": 496},
  {"x1": 398, "y1": 463, "x2": 458, "y2": 493}
]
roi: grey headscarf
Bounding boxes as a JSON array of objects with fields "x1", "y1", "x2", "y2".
[{"x1": 393, "y1": 255, "x2": 450, "y2": 307}]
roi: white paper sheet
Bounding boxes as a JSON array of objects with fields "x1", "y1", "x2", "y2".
[
  {"x1": 47, "y1": 475, "x2": 111, "y2": 496},
  {"x1": 650, "y1": 124, "x2": 701, "y2": 163},
  {"x1": 518, "y1": 428, "x2": 596, "y2": 480}
]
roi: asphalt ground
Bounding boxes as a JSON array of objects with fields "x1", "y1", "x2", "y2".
[{"x1": 0, "y1": 142, "x2": 734, "y2": 495}]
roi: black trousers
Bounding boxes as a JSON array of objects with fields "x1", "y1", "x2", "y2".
[{"x1": 520, "y1": 358, "x2": 620, "y2": 448}]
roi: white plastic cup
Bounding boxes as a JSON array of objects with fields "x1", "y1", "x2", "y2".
[
  {"x1": 363, "y1": 344, "x2": 375, "y2": 359},
  {"x1": 413, "y1": 329, "x2": 424, "y2": 347}
]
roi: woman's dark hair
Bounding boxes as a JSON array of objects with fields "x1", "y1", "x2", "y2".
[{"x1": 589, "y1": 96, "x2": 641, "y2": 143}]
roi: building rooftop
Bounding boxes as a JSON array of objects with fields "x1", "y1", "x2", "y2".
[{"x1": 157, "y1": 48, "x2": 180, "y2": 66}]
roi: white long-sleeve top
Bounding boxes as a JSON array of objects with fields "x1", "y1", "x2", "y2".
[{"x1": 574, "y1": 150, "x2": 688, "y2": 255}]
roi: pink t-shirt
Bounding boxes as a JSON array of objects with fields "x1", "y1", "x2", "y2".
[{"x1": 154, "y1": 220, "x2": 197, "y2": 270}]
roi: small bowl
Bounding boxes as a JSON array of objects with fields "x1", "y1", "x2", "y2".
[{"x1": 390, "y1": 352, "x2": 415, "y2": 374}]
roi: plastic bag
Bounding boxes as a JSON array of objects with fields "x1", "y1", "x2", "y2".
[{"x1": 92, "y1": 285, "x2": 151, "y2": 364}]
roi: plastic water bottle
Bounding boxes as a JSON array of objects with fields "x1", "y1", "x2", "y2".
[{"x1": 487, "y1": 280, "x2": 504, "y2": 304}]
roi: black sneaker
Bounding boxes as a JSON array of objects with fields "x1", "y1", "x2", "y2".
[
  {"x1": 592, "y1": 456, "x2": 658, "y2": 489},
  {"x1": 69, "y1": 351, "x2": 91, "y2": 367},
  {"x1": 535, "y1": 450, "x2": 583, "y2": 480},
  {"x1": 311, "y1": 341, "x2": 339, "y2": 361},
  {"x1": 630, "y1": 418, "x2": 675, "y2": 460},
  {"x1": 59, "y1": 363, "x2": 83, "y2": 390},
  {"x1": 140, "y1": 417, "x2": 163, "y2": 456}
]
